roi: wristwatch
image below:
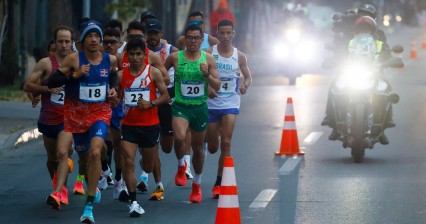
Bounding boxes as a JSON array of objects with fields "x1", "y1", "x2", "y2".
[{"x1": 150, "y1": 100, "x2": 156, "y2": 106}]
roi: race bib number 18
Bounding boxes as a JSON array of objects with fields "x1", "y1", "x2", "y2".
[
  {"x1": 124, "y1": 88, "x2": 150, "y2": 107},
  {"x1": 79, "y1": 83, "x2": 107, "y2": 102},
  {"x1": 181, "y1": 81, "x2": 204, "y2": 98}
]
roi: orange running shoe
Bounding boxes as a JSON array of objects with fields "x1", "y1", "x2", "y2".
[
  {"x1": 46, "y1": 191, "x2": 61, "y2": 210},
  {"x1": 189, "y1": 182, "x2": 202, "y2": 203},
  {"x1": 73, "y1": 175, "x2": 85, "y2": 195},
  {"x1": 67, "y1": 158, "x2": 74, "y2": 173},
  {"x1": 212, "y1": 185, "x2": 220, "y2": 199},
  {"x1": 175, "y1": 162, "x2": 188, "y2": 186},
  {"x1": 61, "y1": 186, "x2": 69, "y2": 204}
]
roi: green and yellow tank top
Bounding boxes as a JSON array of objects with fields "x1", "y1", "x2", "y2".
[{"x1": 174, "y1": 50, "x2": 208, "y2": 105}]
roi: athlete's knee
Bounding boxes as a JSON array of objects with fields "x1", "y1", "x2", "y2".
[{"x1": 220, "y1": 137, "x2": 232, "y2": 151}]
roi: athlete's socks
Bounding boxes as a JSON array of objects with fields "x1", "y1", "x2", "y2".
[
  {"x1": 141, "y1": 170, "x2": 148, "y2": 178},
  {"x1": 183, "y1": 155, "x2": 191, "y2": 167},
  {"x1": 86, "y1": 196, "x2": 95, "y2": 206},
  {"x1": 115, "y1": 169, "x2": 122, "y2": 182},
  {"x1": 101, "y1": 159, "x2": 109, "y2": 172},
  {"x1": 178, "y1": 158, "x2": 185, "y2": 166},
  {"x1": 156, "y1": 182, "x2": 163, "y2": 188},
  {"x1": 215, "y1": 176, "x2": 222, "y2": 186},
  {"x1": 194, "y1": 173, "x2": 202, "y2": 184},
  {"x1": 129, "y1": 191, "x2": 137, "y2": 203}
]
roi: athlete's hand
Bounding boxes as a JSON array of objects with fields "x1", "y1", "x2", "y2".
[
  {"x1": 208, "y1": 86, "x2": 218, "y2": 98},
  {"x1": 200, "y1": 63, "x2": 209, "y2": 77},
  {"x1": 137, "y1": 98, "x2": 151, "y2": 110},
  {"x1": 239, "y1": 84, "x2": 248, "y2": 95},
  {"x1": 48, "y1": 86, "x2": 64, "y2": 94},
  {"x1": 27, "y1": 93, "x2": 41, "y2": 108},
  {"x1": 74, "y1": 63, "x2": 90, "y2": 78},
  {"x1": 107, "y1": 88, "x2": 118, "y2": 104}
]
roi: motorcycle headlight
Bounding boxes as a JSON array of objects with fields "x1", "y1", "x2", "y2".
[
  {"x1": 272, "y1": 43, "x2": 289, "y2": 61},
  {"x1": 336, "y1": 63, "x2": 374, "y2": 90},
  {"x1": 285, "y1": 28, "x2": 301, "y2": 43}
]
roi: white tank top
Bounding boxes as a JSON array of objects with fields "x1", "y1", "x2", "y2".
[
  {"x1": 207, "y1": 45, "x2": 240, "y2": 109},
  {"x1": 151, "y1": 43, "x2": 175, "y2": 88}
]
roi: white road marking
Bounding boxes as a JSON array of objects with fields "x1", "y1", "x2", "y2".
[
  {"x1": 249, "y1": 189, "x2": 278, "y2": 209},
  {"x1": 279, "y1": 156, "x2": 303, "y2": 176},
  {"x1": 304, "y1": 132, "x2": 323, "y2": 144}
]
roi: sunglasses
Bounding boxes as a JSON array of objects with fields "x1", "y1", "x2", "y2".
[
  {"x1": 103, "y1": 39, "x2": 118, "y2": 45},
  {"x1": 126, "y1": 34, "x2": 144, "y2": 40}
]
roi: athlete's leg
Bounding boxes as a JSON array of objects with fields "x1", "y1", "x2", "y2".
[
  {"x1": 206, "y1": 122, "x2": 220, "y2": 154},
  {"x1": 86, "y1": 136, "x2": 104, "y2": 197},
  {"x1": 53, "y1": 131, "x2": 73, "y2": 193},
  {"x1": 190, "y1": 130, "x2": 207, "y2": 180},
  {"x1": 217, "y1": 114, "x2": 237, "y2": 177},
  {"x1": 173, "y1": 116, "x2": 190, "y2": 162},
  {"x1": 43, "y1": 136, "x2": 58, "y2": 180},
  {"x1": 121, "y1": 140, "x2": 139, "y2": 197}
]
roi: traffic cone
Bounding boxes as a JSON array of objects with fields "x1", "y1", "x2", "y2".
[
  {"x1": 275, "y1": 98, "x2": 305, "y2": 156},
  {"x1": 410, "y1": 40, "x2": 417, "y2": 59},
  {"x1": 215, "y1": 157, "x2": 240, "y2": 224},
  {"x1": 422, "y1": 33, "x2": 426, "y2": 50}
]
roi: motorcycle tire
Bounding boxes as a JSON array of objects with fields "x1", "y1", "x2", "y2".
[{"x1": 351, "y1": 103, "x2": 366, "y2": 163}]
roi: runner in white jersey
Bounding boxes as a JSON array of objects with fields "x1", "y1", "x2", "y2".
[{"x1": 205, "y1": 19, "x2": 252, "y2": 199}]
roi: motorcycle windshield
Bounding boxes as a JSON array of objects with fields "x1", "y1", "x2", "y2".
[{"x1": 348, "y1": 34, "x2": 377, "y2": 59}]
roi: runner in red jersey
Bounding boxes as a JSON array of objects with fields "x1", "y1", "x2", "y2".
[
  {"x1": 118, "y1": 38, "x2": 170, "y2": 216},
  {"x1": 24, "y1": 26, "x2": 74, "y2": 210}
]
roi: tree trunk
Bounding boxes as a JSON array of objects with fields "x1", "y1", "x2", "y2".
[{"x1": 49, "y1": 0, "x2": 73, "y2": 36}]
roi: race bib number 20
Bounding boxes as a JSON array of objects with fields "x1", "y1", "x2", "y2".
[{"x1": 181, "y1": 81, "x2": 204, "y2": 98}]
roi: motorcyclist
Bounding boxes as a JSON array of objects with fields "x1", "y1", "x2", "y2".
[{"x1": 321, "y1": 15, "x2": 395, "y2": 145}]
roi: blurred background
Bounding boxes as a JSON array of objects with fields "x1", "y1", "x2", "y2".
[{"x1": 0, "y1": 0, "x2": 424, "y2": 98}]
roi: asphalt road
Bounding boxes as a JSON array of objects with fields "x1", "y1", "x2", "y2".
[{"x1": 1, "y1": 25, "x2": 426, "y2": 223}]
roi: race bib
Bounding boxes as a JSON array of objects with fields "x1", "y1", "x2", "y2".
[
  {"x1": 181, "y1": 81, "x2": 204, "y2": 98},
  {"x1": 124, "y1": 87, "x2": 150, "y2": 107},
  {"x1": 218, "y1": 77, "x2": 237, "y2": 94},
  {"x1": 79, "y1": 83, "x2": 107, "y2": 102},
  {"x1": 50, "y1": 90, "x2": 65, "y2": 105}
]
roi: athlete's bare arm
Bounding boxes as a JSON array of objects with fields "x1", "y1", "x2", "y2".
[
  {"x1": 205, "y1": 47, "x2": 213, "y2": 54},
  {"x1": 137, "y1": 67, "x2": 170, "y2": 110},
  {"x1": 204, "y1": 47, "x2": 217, "y2": 98},
  {"x1": 208, "y1": 34, "x2": 220, "y2": 47},
  {"x1": 171, "y1": 46, "x2": 179, "y2": 53},
  {"x1": 148, "y1": 52, "x2": 170, "y2": 86},
  {"x1": 24, "y1": 57, "x2": 53, "y2": 95},
  {"x1": 238, "y1": 51, "x2": 252, "y2": 95},
  {"x1": 108, "y1": 54, "x2": 119, "y2": 104},
  {"x1": 116, "y1": 53, "x2": 123, "y2": 70},
  {"x1": 164, "y1": 52, "x2": 178, "y2": 71},
  {"x1": 204, "y1": 53, "x2": 220, "y2": 91}
]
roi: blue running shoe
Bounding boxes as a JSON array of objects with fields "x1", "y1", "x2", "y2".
[
  {"x1": 80, "y1": 205, "x2": 95, "y2": 223},
  {"x1": 93, "y1": 188, "x2": 101, "y2": 204},
  {"x1": 136, "y1": 175, "x2": 148, "y2": 192}
]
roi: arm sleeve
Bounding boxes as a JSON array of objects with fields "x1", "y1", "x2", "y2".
[
  {"x1": 109, "y1": 70, "x2": 118, "y2": 88},
  {"x1": 47, "y1": 69, "x2": 69, "y2": 88}
]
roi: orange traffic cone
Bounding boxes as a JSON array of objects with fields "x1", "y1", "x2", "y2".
[
  {"x1": 410, "y1": 40, "x2": 418, "y2": 59},
  {"x1": 422, "y1": 34, "x2": 426, "y2": 50},
  {"x1": 275, "y1": 98, "x2": 305, "y2": 156},
  {"x1": 215, "y1": 157, "x2": 241, "y2": 224}
]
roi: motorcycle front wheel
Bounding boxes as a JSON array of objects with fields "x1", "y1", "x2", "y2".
[{"x1": 351, "y1": 103, "x2": 366, "y2": 163}]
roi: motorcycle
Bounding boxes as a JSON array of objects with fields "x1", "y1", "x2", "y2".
[{"x1": 327, "y1": 33, "x2": 403, "y2": 163}]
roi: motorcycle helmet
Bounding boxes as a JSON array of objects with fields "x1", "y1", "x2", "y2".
[
  {"x1": 358, "y1": 4, "x2": 377, "y2": 19},
  {"x1": 354, "y1": 16, "x2": 377, "y2": 34}
]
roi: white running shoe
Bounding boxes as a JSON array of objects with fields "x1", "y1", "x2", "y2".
[
  {"x1": 128, "y1": 201, "x2": 145, "y2": 217},
  {"x1": 113, "y1": 179, "x2": 123, "y2": 200},
  {"x1": 185, "y1": 166, "x2": 193, "y2": 179},
  {"x1": 97, "y1": 175, "x2": 108, "y2": 190}
]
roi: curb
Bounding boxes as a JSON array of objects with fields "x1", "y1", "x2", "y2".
[{"x1": 0, "y1": 126, "x2": 41, "y2": 152}]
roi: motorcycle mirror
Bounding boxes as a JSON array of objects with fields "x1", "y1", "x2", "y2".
[
  {"x1": 391, "y1": 45, "x2": 404, "y2": 54},
  {"x1": 332, "y1": 12, "x2": 342, "y2": 22}
]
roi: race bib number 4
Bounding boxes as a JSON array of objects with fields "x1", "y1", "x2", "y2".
[
  {"x1": 124, "y1": 88, "x2": 150, "y2": 107},
  {"x1": 50, "y1": 90, "x2": 65, "y2": 105},
  {"x1": 218, "y1": 77, "x2": 237, "y2": 94},
  {"x1": 181, "y1": 81, "x2": 204, "y2": 98},
  {"x1": 79, "y1": 83, "x2": 107, "y2": 102}
]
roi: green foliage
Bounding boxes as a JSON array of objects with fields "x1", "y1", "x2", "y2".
[
  {"x1": 0, "y1": 39, "x2": 19, "y2": 87},
  {"x1": 104, "y1": 0, "x2": 151, "y2": 21}
]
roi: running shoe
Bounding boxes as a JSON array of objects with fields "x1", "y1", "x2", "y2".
[
  {"x1": 149, "y1": 186, "x2": 164, "y2": 201},
  {"x1": 128, "y1": 201, "x2": 145, "y2": 217},
  {"x1": 107, "y1": 171, "x2": 114, "y2": 185},
  {"x1": 80, "y1": 205, "x2": 95, "y2": 223},
  {"x1": 68, "y1": 158, "x2": 74, "y2": 173},
  {"x1": 118, "y1": 185, "x2": 131, "y2": 203},
  {"x1": 46, "y1": 191, "x2": 61, "y2": 210},
  {"x1": 97, "y1": 175, "x2": 108, "y2": 190},
  {"x1": 175, "y1": 162, "x2": 188, "y2": 186},
  {"x1": 136, "y1": 175, "x2": 148, "y2": 192},
  {"x1": 189, "y1": 182, "x2": 202, "y2": 203},
  {"x1": 61, "y1": 186, "x2": 69, "y2": 204},
  {"x1": 93, "y1": 188, "x2": 101, "y2": 204},
  {"x1": 185, "y1": 165, "x2": 194, "y2": 179},
  {"x1": 73, "y1": 175, "x2": 85, "y2": 195},
  {"x1": 212, "y1": 185, "x2": 220, "y2": 199},
  {"x1": 113, "y1": 179, "x2": 123, "y2": 200}
]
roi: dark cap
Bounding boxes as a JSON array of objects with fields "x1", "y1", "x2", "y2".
[
  {"x1": 145, "y1": 19, "x2": 162, "y2": 33},
  {"x1": 140, "y1": 10, "x2": 157, "y2": 22}
]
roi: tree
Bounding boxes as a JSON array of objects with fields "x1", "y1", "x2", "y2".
[{"x1": 104, "y1": 0, "x2": 151, "y2": 21}]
